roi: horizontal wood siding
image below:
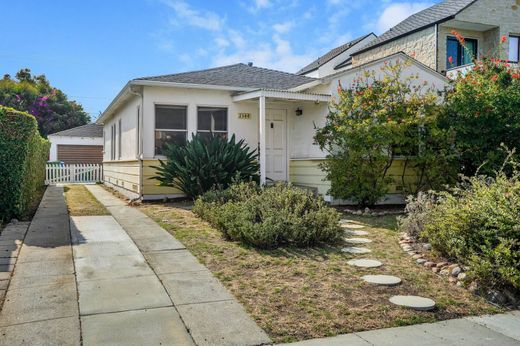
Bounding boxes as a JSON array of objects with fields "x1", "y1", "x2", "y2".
[
  {"x1": 103, "y1": 161, "x2": 140, "y2": 193},
  {"x1": 57, "y1": 145, "x2": 103, "y2": 164},
  {"x1": 289, "y1": 159, "x2": 418, "y2": 196},
  {"x1": 143, "y1": 160, "x2": 183, "y2": 196}
]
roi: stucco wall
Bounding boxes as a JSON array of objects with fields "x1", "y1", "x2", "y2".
[
  {"x1": 103, "y1": 96, "x2": 140, "y2": 162},
  {"x1": 352, "y1": 27, "x2": 437, "y2": 70},
  {"x1": 48, "y1": 135, "x2": 103, "y2": 161}
]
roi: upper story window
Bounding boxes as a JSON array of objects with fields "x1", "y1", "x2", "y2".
[
  {"x1": 446, "y1": 36, "x2": 477, "y2": 68},
  {"x1": 155, "y1": 105, "x2": 187, "y2": 156},
  {"x1": 197, "y1": 107, "x2": 228, "y2": 141},
  {"x1": 509, "y1": 35, "x2": 519, "y2": 63}
]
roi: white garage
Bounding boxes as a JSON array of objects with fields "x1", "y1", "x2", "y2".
[{"x1": 48, "y1": 124, "x2": 104, "y2": 164}]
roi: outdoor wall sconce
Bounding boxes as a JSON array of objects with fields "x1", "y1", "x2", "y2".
[{"x1": 295, "y1": 107, "x2": 303, "y2": 116}]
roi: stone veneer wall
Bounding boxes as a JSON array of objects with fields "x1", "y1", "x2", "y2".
[{"x1": 352, "y1": 26, "x2": 437, "y2": 70}]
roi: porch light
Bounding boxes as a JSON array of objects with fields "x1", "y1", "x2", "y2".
[{"x1": 295, "y1": 107, "x2": 303, "y2": 116}]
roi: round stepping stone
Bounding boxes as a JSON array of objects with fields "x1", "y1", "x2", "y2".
[
  {"x1": 341, "y1": 247, "x2": 371, "y2": 254},
  {"x1": 363, "y1": 275, "x2": 402, "y2": 286},
  {"x1": 389, "y1": 295, "x2": 436, "y2": 311},
  {"x1": 345, "y1": 237, "x2": 372, "y2": 244},
  {"x1": 347, "y1": 259, "x2": 382, "y2": 268},
  {"x1": 341, "y1": 224, "x2": 365, "y2": 229},
  {"x1": 345, "y1": 230, "x2": 369, "y2": 236},
  {"x1": 340, "y1": 219, "x2": 355, "y2": 224}
]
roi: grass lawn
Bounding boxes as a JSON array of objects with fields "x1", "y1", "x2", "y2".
[
  {"x1": 64, "y1": 185, "x2": 109, "y2": 216},
  {"x1": 139, "y1": 202, "x2": 499, "y2": 343}
]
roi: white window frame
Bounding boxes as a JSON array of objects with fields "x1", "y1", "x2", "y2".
[
  {"x1": 509, "y1": 35, "x2": 520, "y2": 63},
  {"x1": 196, "y1": 106, "x2": 228, "y2": 137},
  {"x1": 154, "y1": 104, "x2": 188, "y2": 156}
]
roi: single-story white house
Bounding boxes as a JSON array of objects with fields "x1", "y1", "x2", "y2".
[
  {"x1": 48, "y1": 124, "x2": 104, "y2": 164},
  {"x1": 96, "y1": 0, "x2": 519, "y2": 202}
]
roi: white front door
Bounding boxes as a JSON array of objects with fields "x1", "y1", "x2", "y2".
[{"x1": 265, "y1": 109, "x2": 287, "y2": 181}]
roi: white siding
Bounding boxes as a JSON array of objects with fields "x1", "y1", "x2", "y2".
[{"x1": 48, "y1": 135, "x2": 103, "y2": 161}]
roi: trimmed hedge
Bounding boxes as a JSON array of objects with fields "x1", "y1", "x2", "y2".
[{"x1": 0, "y1": 106, "x2": 49, "y2": 222}]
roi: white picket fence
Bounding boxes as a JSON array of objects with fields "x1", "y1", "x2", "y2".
[{"x1": 45, "y1": 164, "x2": 103, "y2": 185}]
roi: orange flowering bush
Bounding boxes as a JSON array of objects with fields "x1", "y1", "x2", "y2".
[{"x1": 315, "y1": 61, "x2": 456, "y2": 206}]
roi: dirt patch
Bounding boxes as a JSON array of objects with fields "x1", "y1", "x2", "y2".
[
  {"x1": 138, "y1": 202, "x2": 499, "y2": 343},
  {"x1": 64, "y1": 185, "x2": 109, "y2": 216}
]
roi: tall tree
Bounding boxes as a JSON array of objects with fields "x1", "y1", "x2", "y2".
[{"x1": 0, "y1": 69, "x2": 90, "y2": 137}]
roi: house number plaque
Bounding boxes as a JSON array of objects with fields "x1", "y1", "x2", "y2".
[{"x1": 238, "y1": 113, "x2": 251, "y2": 119}]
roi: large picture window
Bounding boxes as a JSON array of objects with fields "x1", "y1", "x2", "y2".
[
  {"x1": 446, "y1": 36, "x2": 477, "y2": 68},
  {"x1": 197, "y1": 107, "x2": 228, "y2": 141},
  {"x1": 155, "y1": 105, "x2": 187, "y2": 155},
  {"x1": 509, "y1": 35, "x2": 519, "y2": 63}
]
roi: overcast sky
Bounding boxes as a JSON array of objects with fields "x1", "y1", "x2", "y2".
[{"x1": 1, "y1": 0, "x2": 436, "y2": 120}]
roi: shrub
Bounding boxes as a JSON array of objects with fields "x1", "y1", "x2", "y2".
[
  {"x1": 315, "y1": 60, "x2": 456, "y2": 206},
  {"x1": 193, "y1": 182, "x2": 343, "y2": 248},
  {"x1": 0, "y1": 106, "x2": 50, "y2": 223},
  {"x1": 400, "y1": 151, "x2": 520, "y2": 291},
  {"x1": 397, "y1": 192, "x2": 436, "y2": 239},
  {"x1": 152, "y1": 134, "x2": 259, "y2": 199}
]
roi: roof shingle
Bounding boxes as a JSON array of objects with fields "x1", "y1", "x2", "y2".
[
  {"x1": 135, "y1": 63, "x2": 316, "y2": 90},
  {"x1": 352, "y1": 0, "x2": 477, "y2": 56},
  {"x1": 296, "y1": 33, "x2": 375, "y2": 75},
  {"x1": 49, "y1": 123, "x2": 103, "y2": 137}
]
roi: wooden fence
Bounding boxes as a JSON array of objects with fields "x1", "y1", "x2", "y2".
[{"x1": 45, "y1": 163, "x2": 103, "y2": 185}]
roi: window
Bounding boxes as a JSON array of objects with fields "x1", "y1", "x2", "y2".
[
  {"x1": 509, "y1": 35, "x2": 519, "y2": 63},
  {"x1": 136, "y1": 106, "x2": 140, "y2": 157},
  {"x1": 446, "y1": 36, "x2": 478, "y2": 68},
  {"x1": 197, "y1": 107, "x2": 228, "y2": 142},
  {"x1": 110, "y1": 124, "x2": 116, "y2": 160},
  {"x1": 118, "y1": 119, "x2": 122, "y2": 159},
  {"x1": 155, "y1": 105, "x2": 187, "y2": 155}
]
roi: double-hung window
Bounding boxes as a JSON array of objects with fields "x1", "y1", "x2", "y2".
[
  {"x1": 446, "y1": 36, "x2": 477, "y2": 68},
  {"x1": 509, "y1": 35, "x2": 519, "y2": 63},
  {"x1": 197, "y1": 107, "x2": 228, "y2": 141},
  {"x1": 155, "y1": 105, "x2": 187, "y2": 156}
]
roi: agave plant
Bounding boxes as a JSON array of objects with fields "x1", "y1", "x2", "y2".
[{"x1": 151, "y1": 134, "x2": 259, "y2": 198}]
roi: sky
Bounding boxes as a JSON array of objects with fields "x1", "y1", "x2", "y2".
[{"x1": 1, "y1": 0, "x2": 438, "y2": 121}]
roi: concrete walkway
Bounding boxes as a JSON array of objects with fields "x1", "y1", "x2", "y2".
[{"x1": 280, "y1": 311, "x2": 520, "y2": 345}]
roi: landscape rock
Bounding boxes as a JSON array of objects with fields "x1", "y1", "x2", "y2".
[
  {"x1": 416, "y1": 259, "x2": 427, "y2": 265},
  {"x1": 439, "y1": 269, "x2": 450, "y2": 276},
  {"x1": 457, "y1": 273, "x2": 467, "y2": 281},
  {"x1": 412, "y1": 254, "x2": 423, "y2": 260},
  {"x1": 451, "y1": 266, "x2": 462, "y2": 277},
  {"x1": 432, "y1": 267, "x2": 441, "y2": 273},
  {"x1": 448, "y1": 276, "x2": 457, "y2": 284},
  {"x1": 422, "y1": 243, "x2": 432, "y2": 251},
  {"x1": 487, "y1": 290, "x2": 508, "y2": 305},
  {"x1": 424, "y1": 262, "x2": 436, "y2": 268},
  {"x1": 436, "y1": 262, "x2": 448, "y2": 268}
]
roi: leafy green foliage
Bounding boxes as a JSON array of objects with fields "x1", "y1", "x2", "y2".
[
  {"x1": 0, "y1": 69, "x2": 90, "y2": 137},
  {"x1": 0, "y1": 106, "x2": 50, "y2": 222},
  {"x1": 442, "y1": 35, "x2": 520, "y2": 176},
  {"x1": 152, "y1": 134, "x2": 259, "y2": 199},
  {"x1": 315, "y1": 60, "x2": 456, "y2": 206},
  {"x1": 193, "y1": 182, "x2": 343, "y2": 248},
  {"x1": 400, "y1": 150, "x2": 520, "y2": 291}
]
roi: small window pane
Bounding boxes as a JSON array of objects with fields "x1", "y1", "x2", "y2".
[
  {"x1": 198, "y1": 107, "x2": 227, "y2": 132},
  {"x1": 462, "y1": 39, "x2": 477, "y2": 65},
  {"x1": 155, "y1": 106, "x2": 187, "y2": 130},
  {"x1": 447, "y1": 37, "x2": 460, "y2": 67},
  {"x1": 155, "y1": 130, "x2": 186, "y2": 155},
  {"x1": 198, "y1": 112, "x2": 211, "y2": 131},
  {"x1": 510, "y1": 36, "x2": 519, "y2": 62}
]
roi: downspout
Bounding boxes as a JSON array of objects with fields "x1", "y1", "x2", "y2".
[{"x1": 129, "y1": 84, "x2": 144, "y2": 202}]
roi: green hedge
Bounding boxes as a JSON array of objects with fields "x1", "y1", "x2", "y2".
[{"x1": 0, "y1": 106, "x2": 50, "y2": 222}]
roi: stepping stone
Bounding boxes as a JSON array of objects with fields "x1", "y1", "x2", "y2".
[
  {"x1": 363, "y1": 275, "x2": 402, "y2": 286},
  {"x1": 389, "y1": 295, "x2": 436, "y2": 311},
  {"x1": 345, "y1": 237, "x2": 372, "y2": 244},
  {"x1": 341, "y1": 247, "x2": 371, "y2": 254},
  {"x1": 340, "y1": 219, "x2": 355, "y2": 224},
  {"x1": 341, "y1": 224, "x2": 365, "y2": 229},
  {"x1": 347, "y1": 259, "x2": 382, "y2": 268},
  {"x1": 345, "y1": 230, "x2": 369, "y2": 236}
]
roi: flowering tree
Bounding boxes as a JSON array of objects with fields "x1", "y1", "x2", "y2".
[
  {"x1": 315, "y1": 61, "x2": 456, "y2": 206},
  {"x1": 0, "y1": 69, "x2": 90, "y2": 137},
  {"x1": 443, "y1": 33, "x2": 520, "y2": 175}
]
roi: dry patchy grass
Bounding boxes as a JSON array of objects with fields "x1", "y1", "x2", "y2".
[
  {"x1": 138, "y1": 202, "x2": 499, "y2": 343},
  {"x1": 64, "y1": 185, "x2": 109, "y2": 216}
]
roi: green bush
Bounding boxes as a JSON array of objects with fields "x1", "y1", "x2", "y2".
[
  {"x1": 193, "y1": 182, "x2": 343, "y2": 248},
  {"x1": 152, "y1": 134, "x2": 259, "y2": 199},
  {"x1": 397, "y1": 192, "x2": 437, "y2": 239},
  {"x1": 400, "y1": 152, "x2": 520, "y2": 291},
  {"x1": 0, "y1": 106, "x2": 50, "y2": 222}
]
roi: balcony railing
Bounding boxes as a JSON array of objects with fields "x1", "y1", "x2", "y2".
[{"x1": 446, "y1": 62, "x2": 519, "y2": 80}]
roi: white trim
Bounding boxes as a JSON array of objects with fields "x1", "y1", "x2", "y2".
[
  {"x1": 259, "y1": 96, "x2": 266, "y2": 185},
  {"x1": 233, "y1": 89, "x2": 331, "y2": 103}
]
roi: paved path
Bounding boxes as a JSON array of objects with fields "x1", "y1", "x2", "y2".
[{"x1": 280, "y1": 311, "x2": 520, "y2": 346}]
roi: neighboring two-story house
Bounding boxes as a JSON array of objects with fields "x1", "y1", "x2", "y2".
[{"x1": 97, "y1": 0, "x2": 520, "y2": 203}]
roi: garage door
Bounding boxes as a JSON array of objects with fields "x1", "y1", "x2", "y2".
[{"x1": 57, "y1": 145, "x2": 103, "y2": 164}]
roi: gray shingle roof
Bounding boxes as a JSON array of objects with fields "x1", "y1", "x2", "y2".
[
  {"x1": 296, "y1": 33, "x2": 375, "y2": 75},
  {"x1": 353, "y1": 0, "x2": 477, "y2": 56},
  {"x1": 135, "y1": 63, "x2": 317, "y2": 90},
  {"x1": 50, "y1": 123, "x2": 103, "y2": 137}
]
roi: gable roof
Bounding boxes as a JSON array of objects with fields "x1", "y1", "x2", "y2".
[
  {"x1": 352, "y1": 0, "x2": 477, "y2": 56},
  {"x1": 49, "y1": 123, "x2": 103, "y2": 138},
  {"x1": 296, "y1": 33, "x2": 375, "y2": 75},
  {"x1": 135, "y1": 63, "x2": 316, "y2": 90}
]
